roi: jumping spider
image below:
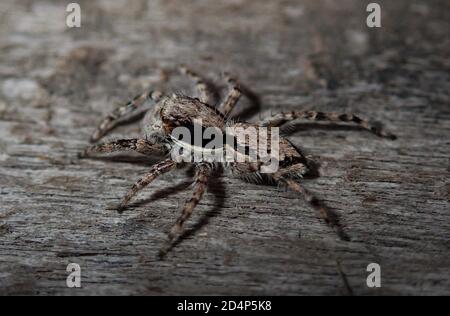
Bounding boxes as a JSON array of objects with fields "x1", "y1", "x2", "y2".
[{"x1": 79, "y1": 65, "x2": 396, "y2": 255}]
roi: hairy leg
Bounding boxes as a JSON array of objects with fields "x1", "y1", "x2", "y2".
[
  {"x1": 261, "y1": 111, "x2": 396, "y2": 139},
  {"x1": 78, "y1": 138, "x2": 168, "y2": 158},
  {"x1": 155, "y1": 164, "x2": 212, "y2": 259},
  {"x1": 218, "y1": 74, "x2": 242, "y2": 117},
  {"x1": 179, "y1": 65, "x2": 215, "y2": 104},
  {"x1": 168, "y1": 164, "x2": 211, "y2": 240},
  {"x1": 91, "y1": 90, "x2": 164, "y2": 143},
  {"x1": 117, "y1": 158, "x2": 177, "y2": 212}
]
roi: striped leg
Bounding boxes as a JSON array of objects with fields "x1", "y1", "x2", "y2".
[
  {"x1": 117, "y1": 159, "x2": 176, "y2": 212},
  {"x1": 90, "y1": 90, "x2": 163, "y2": 143},
  {"x1": 281, "y1": 178, "x2": 349, "y2": 241},
  {"x1": 218, "y1": 74, "x2": 242, "y2": 117},
  {"x1": 179, "y1": 65, "x2": 214, "y2": 104},
  {"x1": 78, "y1": 138, "x2": 168, "y2": 158},
  {"x1": 167, "y1": 164, "x2": 211, "y2": 242},
  {"x1": 261, "y1": 111, "x2": 396, "y2": 139}
]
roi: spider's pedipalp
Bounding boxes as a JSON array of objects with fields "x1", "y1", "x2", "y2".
[
  {"x1": 261, "y1": 111, "x2": 396, "y2": 140},
  {"x1": 90, "y1": 90, "x2": 164, "y2": 143},
  {"x1": 117, "y1": 158, "x2": 176, "y2": 212}
]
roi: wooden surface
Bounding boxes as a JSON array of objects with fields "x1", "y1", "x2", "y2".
[{"x1": 0, "y1": 0, "x2": 449, "y2": 295}]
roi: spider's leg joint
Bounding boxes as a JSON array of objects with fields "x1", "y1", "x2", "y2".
[
  {"x1": 77, "y1": 150, "x2": 87, "y2": 159},
  {"x1": 116, "y1": 203, "x2": 126, "y2": 213}
]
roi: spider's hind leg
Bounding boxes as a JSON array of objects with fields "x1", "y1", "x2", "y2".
[
  {"x1": 261, "y1": 111, "x2": 396, "y2": 140},
  {"x1": 90, "y1": 90, "x2": 164, "y2": 143},
  {"x1": 159, "y1": 164, "x2": 211, "y2": 257}
]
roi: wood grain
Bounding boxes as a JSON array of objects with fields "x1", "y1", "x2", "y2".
[{"x1": 0, "y1": 0, "x2": 449, "y2": 295}]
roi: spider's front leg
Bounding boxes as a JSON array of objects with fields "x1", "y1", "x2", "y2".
[
  {"x1": 159, "y1": 163, "x2": 211, "y2": 256},
  {"x1": 218, "y1": 74, "x2": 242, "y2": 117},
  {"x1": 284, "y1": 179, "x2": 348, "y2": 241},
  {"x1": 272, "y1": 166, "x2": 349, "y2": 241},
  {"x1": 78, "y1": 138, "x2": 168, "y2": 158},
  {"x1": 117, "y1": 158, "x2": 177, "y2": 212},
  {"x1": 90, "y1": 90, "x2": 164, "y2": 143},
  {"x1": 261, "y1": 110, "x2": 396, "y2": 140}
]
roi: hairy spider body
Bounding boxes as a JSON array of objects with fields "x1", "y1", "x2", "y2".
[{"x1": 80, "y1": 66, "x2": 395, "y2": 256}]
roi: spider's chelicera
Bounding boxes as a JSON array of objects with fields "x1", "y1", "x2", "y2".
[{"x1": 79, "y1": 65, "x2": 396, "y2": 256}]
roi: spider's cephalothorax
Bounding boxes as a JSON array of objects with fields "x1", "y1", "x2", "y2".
[{"x1": 80, "y1": 66, "x2": 396, "y2": 256}]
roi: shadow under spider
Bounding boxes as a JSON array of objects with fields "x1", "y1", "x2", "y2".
[{"x1": 285, "y1": 142, "x2": 350, "y2": 241}]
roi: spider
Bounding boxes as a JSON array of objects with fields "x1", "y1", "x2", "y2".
[{"x1": 79, "y1": 65, "x2": 396, "y2": 256}]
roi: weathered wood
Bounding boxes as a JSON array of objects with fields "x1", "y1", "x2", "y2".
[{"x1": 0, "y1": 0, "x2": 449, "y2": 295}]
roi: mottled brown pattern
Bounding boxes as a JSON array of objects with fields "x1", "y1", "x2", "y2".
[
  {"x1": 179, "y1": 65, "x2": 213, "y2": 104},
  {"x1": 262, "y1": 111, "x2": 396, "y2": 140},
  {"x1": 1, "y1": 0, "x2": 448, "y2": 296}
]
